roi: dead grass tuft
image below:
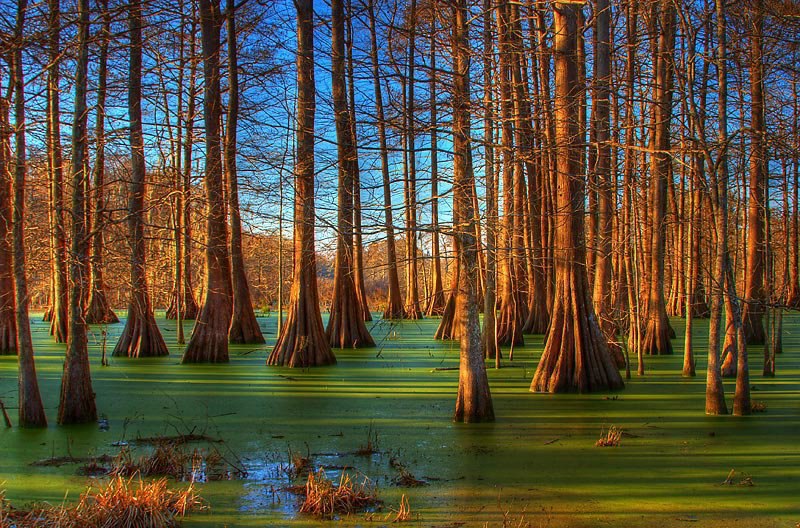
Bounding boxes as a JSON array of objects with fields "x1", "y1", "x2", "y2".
[
  {"x1": 595, "y1": 426, "x2": 623, "y2": 447},
  {"x1": 386, "y1": 494, "x2": 412, "y2": 522},
  {"x1": 298, "y1": 469, "x2": 380, "y2": 518},
  {"x1": 0, "y1": 475, "x2": 203, "y2": 528}
]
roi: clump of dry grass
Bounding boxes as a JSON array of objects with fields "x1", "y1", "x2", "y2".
[
  {"x1": 595, "y1": 426, "x2": 623, "y2": 447},
  {"x1": 298, "y1": 469, "x2": 380, "y2": 518},
  {"x1": 109, "y1": 443, "x2": 245, "y2": 482},
  {"x1": 0, "y1": 475, "x2": 203, "y2": 528},
  {"x1": 387, "y1": 494, "x2": 412, "y2": 522},
  {"x1": 751, "y1": 401, "x2": 767, "y2": 412}
]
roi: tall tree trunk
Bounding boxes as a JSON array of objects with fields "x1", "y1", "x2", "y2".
[
  {"x1": 495, "y1": 0, "x2": 523, "y2": 347},
  {"x1": 268, "y1": 0, "x2": 335, "y2": 367},
  {"x1": 426, "y1": 3, "x2": 446, "y2": 317},
  {"x1": 345, "y1": 1, "x2": 371, "y2": 323},
  {"x1": 404, "y1": 0, "x2": 423, "y2": 319},
  {"x1": 741, "y1": 0, "x2": 767, "y2": 346},
  {"x1": 226, "y1": 0, "x2": 265, "y2": 345},
  {"x1": 85, "y1": 0, "x2": 118, "y2": 325},
  {"x1": 113, "y1": 0, "x2": 169, "y2": 358},
  {"x1": 788, "y1": 81, "x2": 800, "y2": 307},
  {"x1": 47, "y1": 0, "x2": 68, "y2": 343},
  {"x1": 0, "y1": 72, "x2": 15, "y2": 355},
  {"x1": 182, "y1": 0, "x2": 233, "y2": 362},
  {"x1": 10, "y1": 0, "x2": 47, "y2": 427},
  {"x1": 622, "y1": 1, "x2": 643, "y2": 374},
  {"x1": 451, "y1": 0, "x2": 494, "y2": 423},
  {"x1": 641, "y1": 0, "x2": 675, "y2": 356},
  {"x1": 590, "y1": 0, "x2": 622, "y2": 364},
  {"x1": 326, "y1": 0, "x2": 375, "y2": 348},
  {"x1": 166, "y1": 8, "x2": 200, "y2": 322},
  {"x1": 482, "y1": 0, "x2": 499, "y2": 361},
  {"x1": 705, "y1": 0, "x2": 730, "y2": 415},
  {"x1": 531, "y1": 1, "x2": 623, "y2": 394},
  {"x1": 59, "y1": 0, "x2": 97, "y2": 424},
  {"x1": 367, "y1": 0, "x2": 404, "y2": 320}
]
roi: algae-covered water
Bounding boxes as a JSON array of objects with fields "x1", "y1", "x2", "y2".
[{"x1": 1, "y1": 312, "x2": 799, "y2": 527}]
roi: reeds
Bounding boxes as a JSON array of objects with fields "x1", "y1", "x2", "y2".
[
  {"x1": 0, "y1": 475, "x2": 203, "y2": 528},
  {"x1": 298, "y1": 469, "x2": 379, "y2": 518}
]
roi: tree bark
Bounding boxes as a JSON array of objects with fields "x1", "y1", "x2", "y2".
[
  {"x1": 705, "y1": 0, "x2": 730, "y2": 415},
  {"x1": 47, "y1": 0, "x2": 68, "y2": 343},
  {"x1": 426, "y1": 3, "x2": 446, "y2": 317},
  {"x1": 326, "y1": 0, "x2": 375, "y2": 349},
  {"x1": 11, "y1": 0, "x2": 47, "y2": 427},
  {"x1": 741, "y1": 0, "x2": 767, "y2": 346},
  {"x1": 59, "y1": 0, "x2": 98, "y2": 424},
  {"x1": 451, "y1": 0, "x2": 494, "y2": 422},
  {"x1": 530, "y1": 1, "x2": 623, "y2": 394},
  {"x1": 367, "y1": 0, "x2": 405, "y2": 320},
  {"x1": 481, "y1": 0, "x2": 498, "y2": 361},
  {"x1": 641, "y1": 0, "x2": 676, "y2": 356},
  {"x1": 403, "y1": 0, "x2": 423, "y2": 320},
  {"x1": 113, "y1": 0, "x2": 169, "y2": 359},
  {"x1": 182, "y1": 0, "x2": 233, "y2": 362},
  {"x1": 226, "y1": 0, "x2": 265, "y2": 345},
  {"x1": 85, "y1": 0, "x2": 118, "y2": 325},
  {"x1": 590, "y1": 0, "x2": 622, "y2": 365},
  {"x1": 268, "y1": 0, "x2": 335, "y2": 367},
  {"x1": 787, "y1": 81, "x2": 800, "y2": 307},
  {"x1": 166, "y1": 7, "x2": 200, "y2": 322},
  {"x1": 495, "y1": 0, "x2": 523, "y2": 347},
  {"x1": 0, "y1": 70, "x2": 15, "y2": 355}
]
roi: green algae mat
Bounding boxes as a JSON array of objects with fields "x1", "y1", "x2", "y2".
[{"x1": 1, "y1": 312, "x2": 799, "y2": 527}]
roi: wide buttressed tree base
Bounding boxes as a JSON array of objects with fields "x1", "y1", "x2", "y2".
[
  {"x1": 182, "y1": 0, "x2": 233, "y2": 363},
  {"x1": 268, "y1": 0, "x2": 335, "y2": 369},
  {"x1": 530, "y1": 0, "x2": 623, "y2": 395},
  {"x1": 86, "y1": 290, "x2": 118, "y2": 325},
  {"x1": 113, "y1": 303, "x2": 169, "y2": 358}
]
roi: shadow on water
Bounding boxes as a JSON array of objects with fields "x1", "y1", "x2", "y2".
[{"x1": 0, "y1": 311, "x2": 799, "y2": 527}]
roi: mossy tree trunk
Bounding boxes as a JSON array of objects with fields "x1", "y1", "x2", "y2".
[{"x1": 530, "y1": 1, "x2": 624, "y2": 394}]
